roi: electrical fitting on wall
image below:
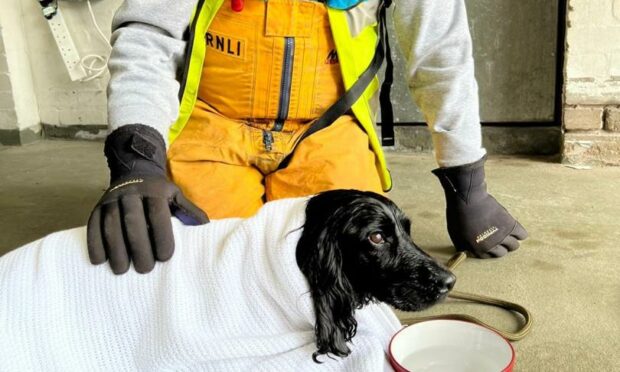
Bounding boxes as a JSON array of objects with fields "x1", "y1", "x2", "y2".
[{"x1": 37, "y1": 0, "x2": 112, "y2": 83}]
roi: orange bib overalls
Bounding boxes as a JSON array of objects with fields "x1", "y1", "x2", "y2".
[{"x1": 168, "y1": 0, "x2": 382, "y2": 218}]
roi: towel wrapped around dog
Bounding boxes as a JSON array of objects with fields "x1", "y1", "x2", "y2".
[{"x1": 0, "y1": 197, "x2": 402, "y2": 371}]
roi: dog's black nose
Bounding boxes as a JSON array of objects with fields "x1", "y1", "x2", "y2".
[{"x1": 439, "y1": 273, "x2": 456, "y2": 294}]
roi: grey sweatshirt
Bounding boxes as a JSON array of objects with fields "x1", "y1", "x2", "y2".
[{"x1": 107, "y1": 0, "x2": 486, "y2": 168}]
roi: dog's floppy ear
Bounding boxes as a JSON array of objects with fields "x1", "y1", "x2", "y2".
[{"x1": 297, "y1": 192, "x2": 360, "y2": 362}]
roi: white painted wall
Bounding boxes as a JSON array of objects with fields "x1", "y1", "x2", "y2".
[
  {"x1": 0, "y1": 26, "x2": 18, "y2": 131},
  {"x1": 565, "y1": 0, "x2": 620, "y2": 105},
  {"x1": 0, "y1": 0, "x2": 40, "y2": 132},
  {"x1": 19, "y1": 0, "x2": 122, "y2": 128}
]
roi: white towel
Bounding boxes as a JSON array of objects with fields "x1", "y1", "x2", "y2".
[{"x1": 0, "y1": 197, "x2": 402, "y2": 371}]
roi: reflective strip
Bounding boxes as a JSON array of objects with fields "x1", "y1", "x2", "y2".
[
  {"x1": 328, "y1": 6, "x2": 392, "y2": 191},
  {"x1": 177, "y1": 0, "x2": 206, "y2": 102},
  {"x1": 169, "y1": 0, "x2": 226, "y2": 145}
]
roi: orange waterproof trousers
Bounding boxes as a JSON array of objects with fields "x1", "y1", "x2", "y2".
[{"x1": 168, "y1": 0, "x2": 383, "y2": 219}]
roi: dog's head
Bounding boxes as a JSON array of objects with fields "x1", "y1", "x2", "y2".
[{"x1": 296, "y1": 189, "x2": 455, "y2": 361}]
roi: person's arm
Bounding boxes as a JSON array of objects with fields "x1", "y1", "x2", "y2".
[
  {"x1": 392, "y1": 1, "x2": 527, "y2": 259},
  {"x1": 392, "y1": 0, "x2": 486, "y2": 168},
  {"x1": 88, "y1": 1, "x2": 208, "y2": 275},
  {"x1": 107, "y1": 0, "x2": 196, "y2": 141}
]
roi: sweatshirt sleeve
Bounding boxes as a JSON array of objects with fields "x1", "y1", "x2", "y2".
[
  {"x1": 106, "y1": 0, "x2": 196, "y2": 143},
  {"x1": 392, "y1": 0, "x2": 486, "y2": 168}
]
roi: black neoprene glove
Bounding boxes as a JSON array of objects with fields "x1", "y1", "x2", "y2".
[
  {"x1": 87, "y1": 124, "x2": 209, "y2": 274},
  {"x1": 432, "y1": 156, "x2": 528, "y2": 258}
]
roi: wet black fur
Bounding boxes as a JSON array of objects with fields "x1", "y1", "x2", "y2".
[{"x1": 296, "y1": 190, "x2": 455, "y2": 362}]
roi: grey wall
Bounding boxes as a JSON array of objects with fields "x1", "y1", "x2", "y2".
[
  {"x1": 388, "y1": 0, "x2": 560, "y2": 124},
  {"x1": 2, "y1": 0, "x2": 561, "y2": 146}
]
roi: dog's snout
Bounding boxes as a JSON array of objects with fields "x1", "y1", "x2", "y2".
[{"x1": 439, "y1": 272, "x2": 456, "y2": 294}]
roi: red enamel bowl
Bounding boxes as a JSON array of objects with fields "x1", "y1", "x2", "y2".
[{"x1": 389, "y1": 320, "x2": 516, "y2": 372}]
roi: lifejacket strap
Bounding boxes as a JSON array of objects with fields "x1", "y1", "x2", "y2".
[{"x1": 278, "y1": 0, "x2": 393, "y2": 170}]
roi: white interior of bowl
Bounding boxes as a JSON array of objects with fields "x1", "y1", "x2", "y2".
[{"x1": 390, "y1": 320, "x2": 514, "y2": 372}]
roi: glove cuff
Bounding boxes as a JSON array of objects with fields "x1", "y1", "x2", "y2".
[
  {"x1": 104, "y1": 124, "x2": 168, "y2": 182},
  {"x1": 432, "y1": 155, "x2": 487, "y2": 203}
]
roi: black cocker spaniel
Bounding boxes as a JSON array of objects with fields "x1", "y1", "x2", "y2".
[{"x1": 297, "y1": 190, "x2": 455, "y2": 362}]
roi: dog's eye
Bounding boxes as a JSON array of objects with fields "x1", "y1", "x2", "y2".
[{"x1": 368, "y1": 232, "x2": 385, "y2": 245}]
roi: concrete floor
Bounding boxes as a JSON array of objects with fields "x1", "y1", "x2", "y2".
[{"x1": 1, "y1": 140, "x2": 619, "y2": 371}]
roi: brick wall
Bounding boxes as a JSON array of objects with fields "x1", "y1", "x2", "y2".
[{"x1": 563, "y1": 0, "x2": 620, "y2": 165}]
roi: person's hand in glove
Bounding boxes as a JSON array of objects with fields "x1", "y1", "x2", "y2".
[
  {"x1": 87, "y1": 124, "x2": 209, "y2": 274},
  {"x1": 433, "y1": 156, "x2": 528, "y2": 258}
]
